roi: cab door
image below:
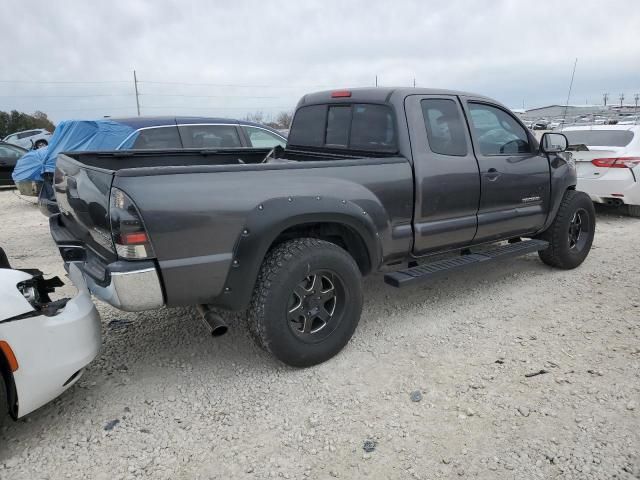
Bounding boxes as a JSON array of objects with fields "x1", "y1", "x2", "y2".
[
  {"x1": 461, "y1": 99, "x2": 550, "y2": 242},
  {"x1": 405, "y1": 94, "x2": 481, "y2": 254}
]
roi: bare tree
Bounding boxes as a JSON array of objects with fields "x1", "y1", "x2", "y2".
[{"x1": 275, "y1": 111, "x2": 293, "y2": 129}]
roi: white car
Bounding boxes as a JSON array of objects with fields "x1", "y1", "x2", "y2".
[
  {"x1": 562, "y1": 125, "x2": 640, "y2": 217},
  {"x1": 0, "y1": 249, "x2": 101, "y2": 422},
  {"x1": 3, "y1": 129, "x2": 52, "y2": 150}
]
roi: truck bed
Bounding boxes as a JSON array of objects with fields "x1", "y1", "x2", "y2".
[{"x1": 62, "y1": 147, "x2": 367, "y2": 173}]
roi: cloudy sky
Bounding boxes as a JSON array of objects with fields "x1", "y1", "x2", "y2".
[{"x1": 2, "y1": 0, "x2": 639, "y2": 122}]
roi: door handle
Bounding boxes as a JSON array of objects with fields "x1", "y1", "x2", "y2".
[{"x1": 485, "y1": 168, "x2": 500, "y2": 181}]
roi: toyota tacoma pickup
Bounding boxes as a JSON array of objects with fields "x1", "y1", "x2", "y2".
[{"x1": 49, "y1": 88, "x2": 595, "y2": 367}]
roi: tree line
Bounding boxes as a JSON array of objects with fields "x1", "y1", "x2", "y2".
[
  {"x1": 0, "y1": 110, "x2": 56, "y2": 139},
  {"x1": 244, "y1": 111, "x2": 293, "y2": 130}
]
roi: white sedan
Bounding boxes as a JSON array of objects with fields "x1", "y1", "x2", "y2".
[
  {"x1": 562, "y1": 125, "x2": 640, "y2": 217},
  {"x1": 0, "y1": 249, "x2": 101, "y2": 422}
]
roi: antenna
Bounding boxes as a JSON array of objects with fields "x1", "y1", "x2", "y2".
[
  {"x1": 133, "y1": 70, "x2": 141, "y2": 116},
  {"x1": 560, "y1": 58, "x2": 578, "y2": 131}
]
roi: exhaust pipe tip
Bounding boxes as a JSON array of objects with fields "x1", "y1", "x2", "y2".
[
  {"x1": 196, "y1": 304, "x2": 229, "y2": 337},
  {"x1": 208, "y1": 316, "x2": 228, "y2": 337}
]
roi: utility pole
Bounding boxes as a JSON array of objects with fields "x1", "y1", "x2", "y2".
[
  {"x1": 619, "y1": 93, "x2": 625, "y2": 108},
  {"x1": 375, "y1": 75, "x2": 378, "y2": 87},
  {"x1": 635, "y1": 93, "x2": 639, "y2": 111},
  {"x1": 413, "y1": 78, "x2": 416, "y2": 88},
  {"x1": 133, "y1": 70, "x2": 141, "y2": 116},
  {"x1": 603, "y1": 92, "x2": 609, "y2": 106}
]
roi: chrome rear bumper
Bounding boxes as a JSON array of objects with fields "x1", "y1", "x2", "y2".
[{"x1": 83, "y1": 266, "x2": 164, "y2": 312}]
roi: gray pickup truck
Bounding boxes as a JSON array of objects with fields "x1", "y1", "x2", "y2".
[{"x1": 50, "y1": 88, "x2": 595, "y2": 367}]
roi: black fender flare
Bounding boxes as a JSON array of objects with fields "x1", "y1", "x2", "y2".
[
  {"x1": 540, "y1": 154, "x2": 578, "y2": 232},
  {"x1": 213, "y1": 195, "x2": 382, "y2": 310}
]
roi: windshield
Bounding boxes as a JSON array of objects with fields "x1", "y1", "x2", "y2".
[{"x1": 563, "y1": 129, "x2": 634, "y2": 147}]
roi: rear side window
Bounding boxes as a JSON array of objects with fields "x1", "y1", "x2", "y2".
[
  {"x1": 242, "y1": 126, "x2": 286, "y2": 148},
  {"x1": 421, "y1": 99, "x2": 468, "y2": 156},
  {"x1": 563, "y1": 130, "x2": 634, "y2": 147},
  {"x1": 289, "y1": 103, "x2": 396, "y2": 152},
  {"x1": 132, "y1": 126, "x2": 182, "y2": 149},
  {"x1": 179, "y1": 125, "x2": 242, "y2": 148}
]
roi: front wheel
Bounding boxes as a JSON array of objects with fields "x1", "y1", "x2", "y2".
[
  {"x1": 537, "y1": 190, "x2": 595, "y2": 269},
  {"x1": 34, "y1": 140, "x2": 48, "y2": 149},
  {"x1": 247, "y1": 238, "x2": 363, "y2": 367}
]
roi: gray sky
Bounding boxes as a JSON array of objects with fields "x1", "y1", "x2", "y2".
[{"x1": 2, "y1": 0, "x2": 639, "y2": 122}]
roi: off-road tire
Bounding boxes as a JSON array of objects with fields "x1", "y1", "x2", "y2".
[
  {"x1": 537, "y1": 190, "x2": 595, "y2": 269},
  {"x1": 627, "y1": 205, "x2": 640, "y2": 218},
  {"x1": 247, "y1": 238, "x2": 363, "y2": 367}
]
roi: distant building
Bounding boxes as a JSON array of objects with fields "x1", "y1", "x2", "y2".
[{"x1": 522, "y1": 104, "x2": 639, "y2": 120}]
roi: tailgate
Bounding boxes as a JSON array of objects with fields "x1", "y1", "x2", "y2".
[
  {"x1": 54, "y1": 153, "x2": 117, "y2": 261},
  {"x1": 571, "y1": 147, "x2": 622, "y2": 179}
]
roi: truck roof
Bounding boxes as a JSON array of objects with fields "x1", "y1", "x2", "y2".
[{"x1": 298, "y1": 87, "x2": 494, "y2": 106}]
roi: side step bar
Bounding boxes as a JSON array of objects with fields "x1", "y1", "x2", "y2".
[{"x1": 384, "y1": 239, "x2": 549, "y2": 288}]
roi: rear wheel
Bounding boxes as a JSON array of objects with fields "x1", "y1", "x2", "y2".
[
  {"x1": 537, "y1": 190, "x2": 595, "y2": 269},
  {"x1": 247, "y1": 238, "x2": 363, "y2": 367}
]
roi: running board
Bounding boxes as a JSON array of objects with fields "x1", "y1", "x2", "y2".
[{"x1": 384, "y1": 239, "x2": 549, "y2": 288}]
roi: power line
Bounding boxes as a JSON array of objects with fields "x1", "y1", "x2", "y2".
[
  {"x1": 0, "y1": 79, "x2": 130, "y2": 84},
  {"x1": 0, "y1": 94, "x2": 134, "y2": 98},
  {"x1": 141, "y1": 105, "x2": 293, "y2": 110},
  {"x1": 138, "y1": 80, "x2": 333, "y2": 89},
  {"x1": 140, "y1": 93, "x2": 279, "y2": 99}
]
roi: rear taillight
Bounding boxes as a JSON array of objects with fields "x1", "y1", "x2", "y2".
[
  {"x1": 591, "y1": 157, "x2": 640, "y2": 168},
  {"x1": 109, "y1": 187, "x2": 155, "y2": 260}
]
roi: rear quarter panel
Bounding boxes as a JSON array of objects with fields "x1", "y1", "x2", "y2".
[{"x1": 113, "y1": 158, "x2": 414, "y2": 308}]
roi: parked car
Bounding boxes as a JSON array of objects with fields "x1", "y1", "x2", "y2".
[
  {"x1": 48, "y1": 87, "x2": 594, "y2": 367},
  {"x1": 0, "y1": 142, "x2": 27, "y2": 187},
  {"x1": 618, "y1": 116, "x2": 640, "y2": 125},
  {"x1": 549, "y1": 119, "x2": 566, "y2": 130},
  {"x1": 532, "y1": 119, "x2": 550, "y2": 130},
  {"x1": 563, "y1": 125, "x2": 640, "y2": 217},
  {"x1": 10, "y1": 116, "x2": 286, "y2": 212},
  {"x1": 0, "y1": 248, "x2": 101, "y2": 422},
  {"x1": 3, "y1": 129, "x2": 52, "y2": 150}
]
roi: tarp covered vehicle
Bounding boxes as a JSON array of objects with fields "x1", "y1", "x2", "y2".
[
  {"x1": 11, "y1": 120, "x2": 136, "y2": 196},
  {"x1": 0, "y1": 248, "x2": 101, "y2": 421}
]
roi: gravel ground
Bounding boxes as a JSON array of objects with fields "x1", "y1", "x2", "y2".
[{"x1": 0, "y1": 189, "x2": 638, "y2": 479}]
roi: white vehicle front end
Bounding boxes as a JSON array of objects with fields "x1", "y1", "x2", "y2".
[
  {"x1": 0, "y1": 258, "x2": 101, "y2": 419},
  {"x1": 562, "y1": 126, "x2": 640, "y2": 208}
]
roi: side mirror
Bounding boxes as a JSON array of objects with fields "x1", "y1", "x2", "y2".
[{"x1": 540, "y1": 132, "x2": 568, "y2": 154}]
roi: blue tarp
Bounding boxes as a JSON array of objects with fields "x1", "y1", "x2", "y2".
[{"x1": 12, "y1": 120, "x2": 137, "y2": 182}]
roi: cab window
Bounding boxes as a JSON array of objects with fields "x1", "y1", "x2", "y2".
[
  {"x1": 468, "y1": 103, "x2": 530, "y2": 155},
  {"x1": 421, "y1": 99, "x2": 468, "y2": 156}
]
